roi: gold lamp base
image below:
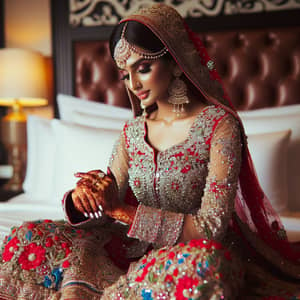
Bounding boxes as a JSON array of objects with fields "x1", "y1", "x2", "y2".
[{"x1": 1, "y1": 118, "x2": 27, "y2": 192}]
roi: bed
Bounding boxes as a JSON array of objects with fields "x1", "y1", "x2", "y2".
[{"x1": 0, "y1": 13, "x2": 300, "y2": 245}]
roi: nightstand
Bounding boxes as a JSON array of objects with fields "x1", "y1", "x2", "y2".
[
  {"x1": 0, "y1": 186, "x2": 23, "y2": 202},
  {"x1": 0, "y1": 166, "x2": 23, "y2": 202}
]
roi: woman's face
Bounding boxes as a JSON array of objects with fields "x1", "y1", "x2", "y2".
[{"x1": 119, "y1": 50, "x2": 174, "y2": 108}]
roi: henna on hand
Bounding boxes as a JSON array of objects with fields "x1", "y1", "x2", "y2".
[
  {"x1": 111, "y1": 205, "x2": 137, "y2": 225},
  {"x1": 72, "y1": 170, "x2": 107, "y2": 219},
  {"x1": 72, "y1": 169, "x2": 136, "y2": 223}
]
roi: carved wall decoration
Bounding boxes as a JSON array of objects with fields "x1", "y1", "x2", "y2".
[{"x1": 69, "y1": 0, "x2": 300, "y2": 27}]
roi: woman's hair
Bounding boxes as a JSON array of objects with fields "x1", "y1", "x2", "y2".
[{"x1": 109, "y1": 21, "x2": 172, "y2": 61}]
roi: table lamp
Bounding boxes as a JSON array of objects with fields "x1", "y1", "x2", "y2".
[{"x1": 0, "y1": 48, "x2": 48, "y2": 191}]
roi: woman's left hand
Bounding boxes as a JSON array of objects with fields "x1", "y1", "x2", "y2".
[{"x1": 74, "y1": 169, "x2": 121, "y2": 219}]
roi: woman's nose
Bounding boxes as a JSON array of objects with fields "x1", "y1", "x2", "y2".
[{"x1": 129, "y1": 76, "x2": 141, "y2": 91}]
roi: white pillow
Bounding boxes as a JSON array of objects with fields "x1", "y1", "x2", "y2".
[
  {"x1": 241, "y1": 113, "x2": 300, "y2": 211},
  {"x1": 51, "y1": 120, "x2": 121, "y2": 204},
  {"x1": 247, "y1": 130, "x2": 291, "y2": 213},
  {"x1": 238, "y1": 104, "x2": 300, "y2": 118},
  {"x1": 57, "y1": 94, "x2": 132, "y2": 125},
  {"x1": 72, "y1": 111, "x2": 126, "y2": 130},
  {"x1": 22, "y1": 116, "x2": 56, "y2": 201}
]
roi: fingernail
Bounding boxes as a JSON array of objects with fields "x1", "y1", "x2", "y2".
[
  {"x1": 94, "y1": 212, "x2": 99, "y2": 219},
  {"x1": 89, "y1": 212, "x2": 94, "y2": 219},
  {"x1": 98, "y1": 211, "x2": 102, "y2": 217},
  {"x1": 84, "y1": 212, "x2": 88, "y2": 218},
  {"x1": 98, "y1": 205, "x2": 103, "y2": 211}
]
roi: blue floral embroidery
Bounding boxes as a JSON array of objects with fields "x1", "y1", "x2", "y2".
[
  {"x1": 178, "y1": 258, "x2": 185, "y2": 264},
  {"x1": 43, "y1": 268, "x2": 63, "y2": 290},
  {"x1": 165, "y1": 260, "x2": 172, "y2": 270},
  {"x1": 52, "y1": 267, "x2": 63, "y2": 289},
  {"x1": 43, "y1": 275, "x2": 52, "y2": 288},
  {"x1": 25, "y1": 231, "x2": 32, "y2": 241},
  {"x1": 141, "y1": 289, "x2": 153, "y2": 300}
]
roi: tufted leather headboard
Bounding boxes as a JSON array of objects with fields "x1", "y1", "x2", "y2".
[{"x1": 74, "y1": 26, "x2": 300, "y2": 111}]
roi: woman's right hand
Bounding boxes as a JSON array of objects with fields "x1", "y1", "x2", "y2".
[{"x1": 71, "y1": 170, "x2": 108, "y2": 219}]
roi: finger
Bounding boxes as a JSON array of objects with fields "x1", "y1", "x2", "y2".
[
  {"x1": 72, "y1": 191, "x2": 89, "y2": 218},
  {"x1": 85, "y1": 190, "x2": 99, "y2": 214},
  {"x1": 78, "y1": 189, "x2": 94, "y2": 218},
  {"x1": 75, "y1": 172, "x2": 96, "y2": 181},
  {"x1": 93, "y1": 189, "x2": 105, "y2": 210},
  {"x1": 87, "y1": 169, "x2": 105, "y2": 176},
  {"x1": 75, "y1": 170, "x2": 106, "y2": 181},
  {"x1": 94, "y1": 211, "x2": 102, "y2": 219}
]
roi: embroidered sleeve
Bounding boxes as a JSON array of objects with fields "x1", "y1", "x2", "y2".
[
  {"x1": 127, "y1": 204, "x2": 184, "y2": 248},
  {"x1": 108, "y1": 127, "x2": 130, "y2": 202},
  {"x1": 192, "y1": 114, "x2": 242, "y2": 242}
]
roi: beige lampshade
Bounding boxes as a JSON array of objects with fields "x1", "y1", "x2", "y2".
[{"x1": 0, "y1": 48, "x2": 48, "y2": 106}]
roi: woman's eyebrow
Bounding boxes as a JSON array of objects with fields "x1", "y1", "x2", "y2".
[{"x1": 119, "y1": 57, "x2": 147, "y2": 72}]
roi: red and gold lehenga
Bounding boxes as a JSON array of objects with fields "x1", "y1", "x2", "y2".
[{"x1": 1, "y1": 4, "x2": 300, "y2": 300}]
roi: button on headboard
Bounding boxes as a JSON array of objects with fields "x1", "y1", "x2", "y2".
[{"x1": 74, "y1": 26, "x2": 300, "y2": 110}]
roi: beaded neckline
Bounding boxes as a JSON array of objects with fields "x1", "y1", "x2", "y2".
[{"x1": 140, "y1": 105, "x2": 216, "y2": 154}]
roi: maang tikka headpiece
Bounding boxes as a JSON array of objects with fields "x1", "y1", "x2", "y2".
[{"x1": 114, "y1": 22, "x2": 168, "y2": 69}]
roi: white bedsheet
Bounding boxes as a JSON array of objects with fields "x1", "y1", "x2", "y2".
[{"x1": 0, "y1": 193, "x2": 64, "y2": 242}]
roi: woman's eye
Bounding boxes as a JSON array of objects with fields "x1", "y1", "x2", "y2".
[{"x1": 138, "y1": 64, "x2": 151, "y2": 74}]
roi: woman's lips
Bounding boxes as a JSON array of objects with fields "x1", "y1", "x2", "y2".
[{"x1": 137, "y1": 90, "x2": 149, "y2": 100}]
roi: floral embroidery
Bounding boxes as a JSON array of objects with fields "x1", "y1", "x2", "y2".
[
  {"x1": 18, "y1": 243, "x2": 46, "y2": 270},
  {"x1": 175, "y1": 275, "x2": 199, "y2": 300},
  {"x1": 0, "y1": 220, "x2": 79, "y2": 292},
  {"x1": 103, "y1": 239, "x2": 242, "y2": 299},
  {"x1": 2, "y1": 237, "x2": 20, "y2": 262}
]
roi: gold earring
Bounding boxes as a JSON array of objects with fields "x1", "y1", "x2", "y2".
[
  {"x1": 168, "y1": 66, "x2": 189, "y2": 115},
  {"x1": 140, "y1": 102, "x2": 148, "y2": 119}
]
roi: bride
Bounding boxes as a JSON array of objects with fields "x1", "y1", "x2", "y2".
[{"x1": 1, "y1": 3, "x2": 300, "y2": 299}]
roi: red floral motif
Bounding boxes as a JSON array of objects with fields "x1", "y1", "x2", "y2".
[
  {"x1": 27, "y1": 223, "x2": 36, "y2": 230},
  {"x1": 158, "y1": 249, "x2": 166, "y2": 255},
  {"x1": 44, "y1": 219, "x2": 53, "y2": 223},
  {"x1": 18, "y1": 243, "x2": 46, "y2": 270},
  {"x1": 175, "y1": 275, "x2": 199, "y2": 300},
  {"x1": 181, "y1": 165, "x2": 191, "y2": 174},
  {"x1": 173, "y1": 152, "x2": 184, "y2": 158},
  {"x1": 135, "y1": 257, "x2": 156, "y2": 282},
  {"x1": 137, "y1": 150, "x2": 145, "y2": 156},
  {"x1": 164, "y1": 274, "x2": 173, "y2": 283},
  {"x1": 171, "y1": 182, "x2": 180, "y2": 190},
  {"x1": 188, "y1": 239, "x2": 223, "y2": 250},
  {"x1": 173, "y1": 268, "x2": 179, "y2": 277},
  {"x1": 134, "y1": 179, "x2": 141, "y2": 187},
  {"x1": 2, "y1": 237, "x2": 20, "y2": 262},
  {"x1": 61, "y1": 242, "x2": 71, "y2": 257},
  {"x1": 62, "y1": 260, "x2": 70, "y2": 268},
  {"x1": 168, "y1": 251, "x2": 175, "y2": 259},
  {"x1": 45, "y1": 237, "x2": 54, "y2": 248}
]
